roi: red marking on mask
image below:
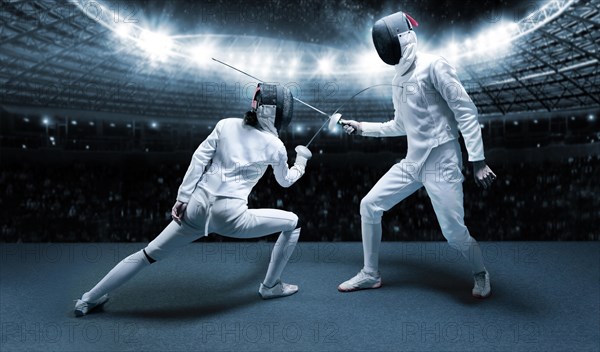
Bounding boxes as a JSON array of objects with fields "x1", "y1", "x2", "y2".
[{"x1": 405, "y1": 13, "x2": 419, "y2": 28}]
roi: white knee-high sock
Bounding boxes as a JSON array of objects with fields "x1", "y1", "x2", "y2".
[
  {"x1": 362, "y1": 221, "x2": 382, "y2": 273},
  {"x1": 262, "y1": 228, "x2": 300, "y2": 287},
  {"x1": 461, "y1": 237, "x2": 486, "y2": 274},
  {"x1": 82, "y1": 250, "x2": 151, "y2": 303}
]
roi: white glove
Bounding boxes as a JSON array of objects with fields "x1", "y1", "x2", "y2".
[
  {"x1": 294, "y1": 145, "x2": 312, "y2": 168},
  {"x1": 341, "y1": 120, "x2": 363, "y2": 136}
]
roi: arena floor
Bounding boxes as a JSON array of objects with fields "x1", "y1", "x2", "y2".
[{"x1": 1, "y1": 242, "x2": 598, "y2": 352}]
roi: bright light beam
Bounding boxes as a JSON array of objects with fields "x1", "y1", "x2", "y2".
[
  {"x1": 115, "y1": 23, "x2": 132, "y2": 39},
  {"x1": 317, "y1": 57, "x2": 334, "y2": 75},
  {"x1": 137, "y1": 30, "x2": 173, "y2": 61}
]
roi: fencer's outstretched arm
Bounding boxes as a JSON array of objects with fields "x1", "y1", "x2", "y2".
[
  {"x1": 359, "y1": 119, "x2": 406, "y2": 137},
  {"x1": 272, "y1": 145, "x2": 312, "y2": 188},
  {"x1": 342, "y1": 119, "x2": 405, "y2": 137},
  {"x1": 360, "y1": 87, "x2": 407, "y2": 137},
  {"x1": 176, "y1": 120, "x2": 223, "y2": 203},
  {"x1": 431, "y1": 57, "x2": 484, "y2": 162},
  {"x1": 341, "y1": 92, "x2": 406, "y2": 138}
]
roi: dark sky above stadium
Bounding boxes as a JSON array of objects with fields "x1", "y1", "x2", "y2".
[{"x1": 122, "y1": 0, "x2": 535, "y2": 48}]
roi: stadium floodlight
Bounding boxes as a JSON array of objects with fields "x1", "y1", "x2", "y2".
[
  {"x1": 257, "y1": 56, "x2": 274, "y2": 76},
  {"x1": 448, "y1": 42, "x2": 459, "y2": 58},
  {"x1": 138, "y1": 30, "x2": 173, "y2": 61},
  {"x1": 476, "y1": 33, "x2": 490, "y2": 51},
  {"x1": 264, "y1": 56, "x2": 273, "y2": 67},
  {"x1": 508, "y1": 22, "x2": 519, "y2": 32},
  {"x1": 287, "y1": 59, "x2": 298, "y2": 77},
  {"x1": 115, "y1": 23, "x2": 132, "y2": 39},
  {"x1": 485, "y1": 25, "x2": 511, "y2": 51},
  {"x1": 317, "y1": 57, "x2": 334, "y2": 75},
  {"x1": 455, "y1": 0, "x2": 574, "y2": 59}
]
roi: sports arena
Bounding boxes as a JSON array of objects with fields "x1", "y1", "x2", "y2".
[{"x1": 1, "y1": 1, "x2": 598, "y2": 351}]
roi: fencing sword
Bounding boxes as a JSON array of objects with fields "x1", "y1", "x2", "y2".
[
  {"x1": 211, "y1": 58, "x2": 330, "y2": 118},
  {"x1": 211, "y1": 58, "x2": 397, "y2": 146},
  {"x1": 306, "y1": 84, "x2": 403, "y2": 146}
]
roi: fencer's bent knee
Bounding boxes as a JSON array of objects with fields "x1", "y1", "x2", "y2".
[
  {"x1": 282, "y1": 212, "x2": 298, "y2": 231},
  {"x1": 359, "y1": 195, "x2": 373, "y2": 216},
  {"x1": 360, "y1": 195, "x2": 382, "y2": 223},
  {"x1": 285, "y1": 227, "x2": 301, "y2": 242}
]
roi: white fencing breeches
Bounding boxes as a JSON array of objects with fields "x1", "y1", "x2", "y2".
[
  {"x1": 359, "y1": 140, "x2": 485, "y2": 273},
  {"x1": 145, "y1": 188, "x2": 299, "y2": 261}
]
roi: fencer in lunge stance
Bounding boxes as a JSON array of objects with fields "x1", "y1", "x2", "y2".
[
  {"x1": 338, "y1": 12, "x2": 496, "y2": 298},
  {"x1": 74, "y1": 83, "x2": 313, "y2": 316}
]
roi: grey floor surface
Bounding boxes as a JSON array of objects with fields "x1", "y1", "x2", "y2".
[{"x1": 1, "y1": 242, "x2": 599, "y2": 351}]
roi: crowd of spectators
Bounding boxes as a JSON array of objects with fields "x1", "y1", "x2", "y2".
[{"x1": 1, "y1": 154, "x2": 598, "y2": 242}]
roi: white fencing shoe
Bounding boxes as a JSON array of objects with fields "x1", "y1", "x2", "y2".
[
  {"x1": 338, "y1": 269, "x2": 382, "y2": 292},
  {"x1": 472, "y1": 271, "x2": 491, "y2": 298},
  {"x1": 259, "y1": 281, "x2": 299, "y2": 299},
  {"x1": 74, "y1": 294, "x2": 109, "y2": 317}
]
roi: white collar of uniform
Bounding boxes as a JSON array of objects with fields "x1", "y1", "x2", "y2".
[{"x1": 394, "y1": 31, "x2": 417, "y2": 77}]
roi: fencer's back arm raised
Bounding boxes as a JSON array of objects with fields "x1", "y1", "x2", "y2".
[
  {"x1": 271, "y1": 143, "x2": 307, "y2": 188},
  {"x1": 431, "y1": 58, "x2": 485, "y2": 162},
  {"x1": 176, "y1": 119, "x2": 223, "y2": 203}
]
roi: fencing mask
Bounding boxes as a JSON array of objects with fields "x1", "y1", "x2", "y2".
[
  {"x1": 251, "y1": 83, "x2": 294, "y2": 135},
  {"x1": 372, "y1": 11, "x2": 419, "y2": 65}
]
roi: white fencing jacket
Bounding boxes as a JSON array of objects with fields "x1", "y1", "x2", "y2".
[
  {"x1": 176, "y1": 118, "x2": 304, "y2": 203},
  {"x1": 361, "y1": 53, "x2": 485, "y2": 165}
]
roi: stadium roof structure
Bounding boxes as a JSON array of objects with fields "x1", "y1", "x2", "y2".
[
  {"x1": 0, "y1": 0, "x2": 598, "y2": 123},
  {"x1": 458, "y1": 0, "x2": 599, "y2": 117}
]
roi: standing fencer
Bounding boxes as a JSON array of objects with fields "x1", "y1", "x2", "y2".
[
  {"x1": 338, "y1": 12, "x2": 496, "y2": 298},
  {"x1": 75, "y1": 83, "x2": 313, "y2": 316}
]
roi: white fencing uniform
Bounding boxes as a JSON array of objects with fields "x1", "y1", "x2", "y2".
[
  {"x1": 81, "y1": 118, "x2": 306, "y2": 304},
  {"x1": 145, "y1": 118, "x2": 304, "y2": 261},
  {"x1": 359, "y1": 52, "x2": 486, "y2": 273}
]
